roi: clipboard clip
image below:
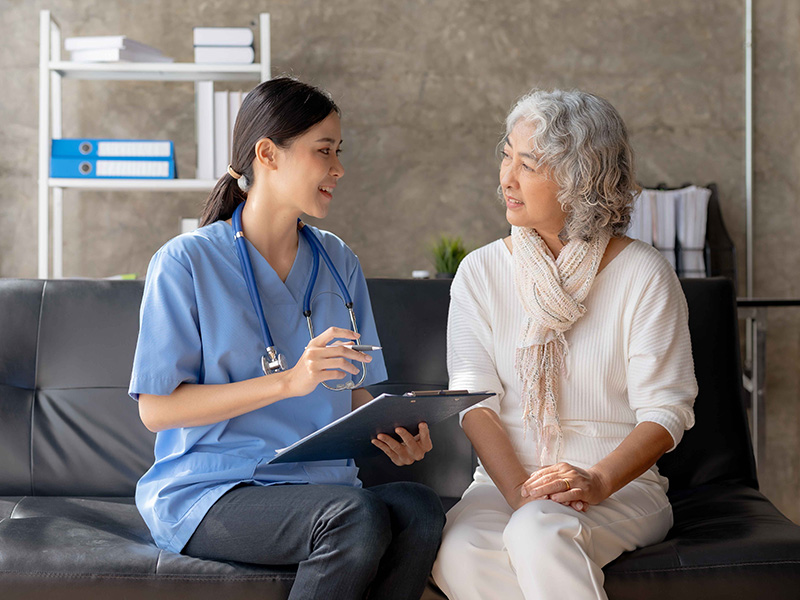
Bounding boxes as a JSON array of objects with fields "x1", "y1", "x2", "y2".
[{"x1": 404, "y1": 389, "x2": 469, "y2": 397}]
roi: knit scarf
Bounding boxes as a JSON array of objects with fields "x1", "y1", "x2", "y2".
[{"x1": 512, "y1": 226, "x2": 610, "y2": 466}]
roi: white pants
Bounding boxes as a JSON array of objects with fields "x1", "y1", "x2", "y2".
[{"x1": 432, "y1": 477, "x2": 672, "y2": 600}]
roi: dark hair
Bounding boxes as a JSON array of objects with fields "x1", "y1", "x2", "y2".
[{"x1": 199, "y1": 77, "x2": 340, "y2": 226}]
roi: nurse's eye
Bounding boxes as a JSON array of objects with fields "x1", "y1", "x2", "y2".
[{"x1": 319, "y1": 148, "x2": 332, "y2": 155}]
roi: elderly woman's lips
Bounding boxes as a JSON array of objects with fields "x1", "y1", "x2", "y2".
[{"x1": 506, "y1": 196, "x2": 524, "y2": 208}]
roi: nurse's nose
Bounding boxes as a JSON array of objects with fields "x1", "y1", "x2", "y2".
[{"x1": 331, "y1": 156, "x2": 344, "y2": 179}]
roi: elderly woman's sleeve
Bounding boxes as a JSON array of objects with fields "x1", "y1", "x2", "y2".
[
  {"x1": 447, "y1": 257, "x2": 504, "y2": 422},
  {"x1": 626, "y1": 262, "x2": 697, "y2": 451}
]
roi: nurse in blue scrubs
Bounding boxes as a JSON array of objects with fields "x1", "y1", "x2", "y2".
[{"x1": 129, "y1": 77, "x2": 445, "y2": 599}]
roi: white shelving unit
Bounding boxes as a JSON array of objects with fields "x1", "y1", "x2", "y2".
[{"x1": 38, "y1": 10, "x2": 270, "y2": 278}]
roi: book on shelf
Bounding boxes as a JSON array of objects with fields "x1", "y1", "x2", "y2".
[
  {"x1": 213, "y1": 91, "x2": 229, "y2": 179},
  {"x1": 196, "y1": 82, "x2": 215, "y2": 179},
  {"x1": 228, "y1": 91, "x2": 242, "y2": 155},
  {"x1": 51, "y1": 157, "x2": 175, "y2": 179},
  {"x1": 193, "y1": 46, "x2": 254, "y2": 64},
  {"x1": 193, "y1": 27, "x2": 254, "y2": 47},
  {"x1": 181, "y1": 218, "x2": 200, "y2": 234},
  {"x1": 65, "y1": 35, "x2": 164, "y2": 54},
  {"x1": 70, "y1": 47, "x2": 174, "y2": 63},
  {"x1": 196, "y1": 88, "x2": 246, "y2": 180},
  {"x1": 52, "y1": 139, "x2": 174, "y2": 158},
  {"x1": 50, "y1": 138, "x2": 176, "y2": 179}
]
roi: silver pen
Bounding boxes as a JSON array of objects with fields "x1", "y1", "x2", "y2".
[{"x1": 345, "y1": 344, "x2": 383, "y2": 352}]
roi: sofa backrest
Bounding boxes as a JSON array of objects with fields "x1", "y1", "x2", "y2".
[
  {"x1": 361, "y1": 277, "x2": 759, "y2": 495},
  {"x1": 0, "y1": 279, "x2": 153, "y2": 496},
  {"x1": 358, "y1": 279, "x2": 476, "y2": 506},
  {"x1": 658, "y1": 277, "x2": 757, "y2": 491},
  {"x1": 0, "y1": 276, "x2": 756, "y2": 499}
]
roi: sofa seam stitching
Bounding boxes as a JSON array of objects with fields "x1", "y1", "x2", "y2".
[
  {"x1": 30, "y1": 281, "x2": 47, "y2": 496},
  {"x1": 0, "y1": 571, "x2": 296, "y2": 581},
  {"x1": 8, "y1": 497, "x2": 27, "y2": 519},
  {"x1": 611, "y1": 559, "x2": 800, "y2": 574}
]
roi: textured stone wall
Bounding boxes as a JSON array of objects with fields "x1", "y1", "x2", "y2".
[{"x1": 0, "y1": 0, "x2": 797, "y2": 522}]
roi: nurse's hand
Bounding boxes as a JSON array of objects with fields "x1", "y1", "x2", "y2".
[
  {"x1": 285, "y1": 327, "x2": 372, "y2": 398},
  {"x1": 371, "y1": 423, "x2": 433, "y2": 466}
]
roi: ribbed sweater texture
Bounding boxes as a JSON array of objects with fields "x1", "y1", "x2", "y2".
[{"x1": 447, "y1": 239, "x2": 697, "y2": 490}]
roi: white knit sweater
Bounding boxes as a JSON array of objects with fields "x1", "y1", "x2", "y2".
[{"x1": 448, "y1": 239, "x2": 697, "y2": 490}]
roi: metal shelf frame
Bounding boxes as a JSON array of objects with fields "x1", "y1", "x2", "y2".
[{"x1": 38, "y1": 10, "x2": 271, "y2": 278}]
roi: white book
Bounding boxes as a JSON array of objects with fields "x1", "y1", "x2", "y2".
[
  {"x1": 70, "y1": 47, "x2": 173, "y2": 63},
  {"x1": 214, "y1": 91, "x2": 229, "y2": 179},
  {"x1": 196, "y1": 81, "x2": 215, "y2": 180},
  {"x1": 193, "y1": 27, "x2": 254, "y2": 47},
  {"x1": 194, "y1": 46, "x2": 255, "y2": 64},
  {"x1": 65, "y1": 35, "x2": 163, "y2": 54},
  {"x1": 628, "y1": 190, "x2": 654, "y2": 245},
  {"x1": 181, "y1": 217, "x2": 199, "y2": 234},
  {"x1": 228, "y1": 91, "x2": 242, "y2": 157},
  {"x1": 676, "y1": 186, "x2": 711, "y2": 278},
  {"x1": 652, "y1": 190, "x2": 678, "y2": 269}
]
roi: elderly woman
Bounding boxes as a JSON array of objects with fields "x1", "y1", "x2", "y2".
[{"x1": 431, "y1": 89, "x2": 697, "y2": 599}]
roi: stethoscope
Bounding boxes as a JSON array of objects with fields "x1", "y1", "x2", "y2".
[{"x1": 232, "y1": 200, "x2": 366, "y2": 391}]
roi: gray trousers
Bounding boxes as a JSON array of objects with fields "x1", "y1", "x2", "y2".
[{"x1": 184, "y1": 481, "x2": 445, "y2": 600}]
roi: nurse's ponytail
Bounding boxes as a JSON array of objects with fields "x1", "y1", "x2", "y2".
[{"x1": 200, "y1": 77, "x2": 340, "y2": 226}]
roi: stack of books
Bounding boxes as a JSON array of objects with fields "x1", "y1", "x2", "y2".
[
  {"x1": 50, "y1": 139, "x2": 176, "y2": 179},
  {"x1": 65, "y1": 36, "x2": 173, "y2": 63},
  {"x1": 193, "y1": 27, "x2": 255, "y2": 64},
  {"x1": 195, "y1": 86, "x2": 246, "y2": 179}
]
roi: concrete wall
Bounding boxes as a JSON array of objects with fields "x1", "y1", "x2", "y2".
[{"x1": 0, "y1": 0, "x2": 797, "y2": 522}]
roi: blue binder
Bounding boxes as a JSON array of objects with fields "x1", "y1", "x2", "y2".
[
  {"x1": 51, "y1": 139, "x2": 174, "y2": 159},
  {"x1": 50, "y1": 157, "x2": 175, "y2": 179}
]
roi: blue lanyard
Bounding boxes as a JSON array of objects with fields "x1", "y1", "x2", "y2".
[{"x1": 231, "y1": 201, "x2": 358, "y2": 378}]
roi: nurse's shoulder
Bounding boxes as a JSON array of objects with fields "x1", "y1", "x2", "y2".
[
  {"x1": 146, "y1": 221, "x2": 232, "y2": 276},
  {"x1": 303, "y1": 224, "x2": 360, "y2": 274}
]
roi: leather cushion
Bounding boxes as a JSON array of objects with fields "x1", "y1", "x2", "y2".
[{"x1": 604, "y1": 483, "x2": 800, "y2": 598}]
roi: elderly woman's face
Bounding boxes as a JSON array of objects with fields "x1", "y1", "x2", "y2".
[{"x1": 500, "y1": 120, "x2": 565, "y2": 233}]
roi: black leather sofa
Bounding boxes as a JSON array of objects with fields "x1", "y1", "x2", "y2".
[{"x1": 1, "y1": 277, "x2": 799, "y2": 599}]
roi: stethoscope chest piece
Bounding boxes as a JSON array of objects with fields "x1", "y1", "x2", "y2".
[{"x1": 262, "y1": 347, "x2": 288, "y2": 375}]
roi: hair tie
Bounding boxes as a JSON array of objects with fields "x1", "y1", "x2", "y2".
[{"x1": 228, "y1": 164, "x2": 250, "y2": 192}]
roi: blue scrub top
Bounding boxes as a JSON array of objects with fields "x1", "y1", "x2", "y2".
[{"x1": 129, "y1": 220, "x2": 387, "y2": 553}]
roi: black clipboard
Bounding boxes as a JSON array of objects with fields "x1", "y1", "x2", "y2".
[{"x1": 267, "y1": 390, "x2": 494, "y2": 464}]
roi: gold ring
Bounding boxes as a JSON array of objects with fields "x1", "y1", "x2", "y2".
[{"x1": 562, "y1": 478, "x2": 571, "y2": 491}]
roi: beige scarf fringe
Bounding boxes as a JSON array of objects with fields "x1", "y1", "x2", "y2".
[{"x1": 512, "y1": 226, "x2": 610, "y2": 466}]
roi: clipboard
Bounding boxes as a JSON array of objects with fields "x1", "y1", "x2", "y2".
[{"x1": 267, "y1": 390, "x2": 494, "y2": 464}]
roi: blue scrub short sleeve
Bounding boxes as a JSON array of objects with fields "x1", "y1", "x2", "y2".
[
  {"x1": 349, "y1": 259, "x2": 388, "y2": 387},
  {"x1": 129, "y1": 250, "x2": 202, "y2": 401}
]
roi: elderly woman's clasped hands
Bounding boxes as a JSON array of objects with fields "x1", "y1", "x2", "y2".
[{"x1": 517, "y1": 462, "x2": 611, "y2": 512}]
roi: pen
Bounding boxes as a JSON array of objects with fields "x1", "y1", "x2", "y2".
[{"x1": 345, "y1": 345, "x2": 383, "y2": 352}]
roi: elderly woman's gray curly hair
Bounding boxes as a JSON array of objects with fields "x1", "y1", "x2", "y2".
[{"x1": 504, "y1": 89, "x2": 640, "y2": 241}]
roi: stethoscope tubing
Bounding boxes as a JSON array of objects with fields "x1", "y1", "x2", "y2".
[
  {"x1": 233, "y1": 202, "x2": 275, "y2": 350},
  {"x1": 231, "y1": 200, "x2": 366, "y2": 389}
]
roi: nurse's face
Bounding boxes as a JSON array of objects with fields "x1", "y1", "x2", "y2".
[
  {"x1": 499, "y1": 120, "x2": 565, "y2": 234},
  {"x1": 273, "y1": 112, "x2": 345, "y2": 219}
]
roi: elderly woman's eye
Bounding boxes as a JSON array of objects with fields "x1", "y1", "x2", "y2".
[{"x1": 500, "y1": 150, "x2": 510, "y2": 160}]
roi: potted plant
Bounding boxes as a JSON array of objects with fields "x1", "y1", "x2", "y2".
[{"x1": 430, "y1": 235, "x2": 468, "y2": 279}]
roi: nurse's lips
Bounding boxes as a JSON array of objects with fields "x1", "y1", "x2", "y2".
[{"x1": 319, "y1": 185, "x2": 335, "y2": 200}]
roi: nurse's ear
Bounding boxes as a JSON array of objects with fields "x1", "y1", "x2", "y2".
[{"x1": 254, "y1": 137, "x2": 281, "y2": 171}]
